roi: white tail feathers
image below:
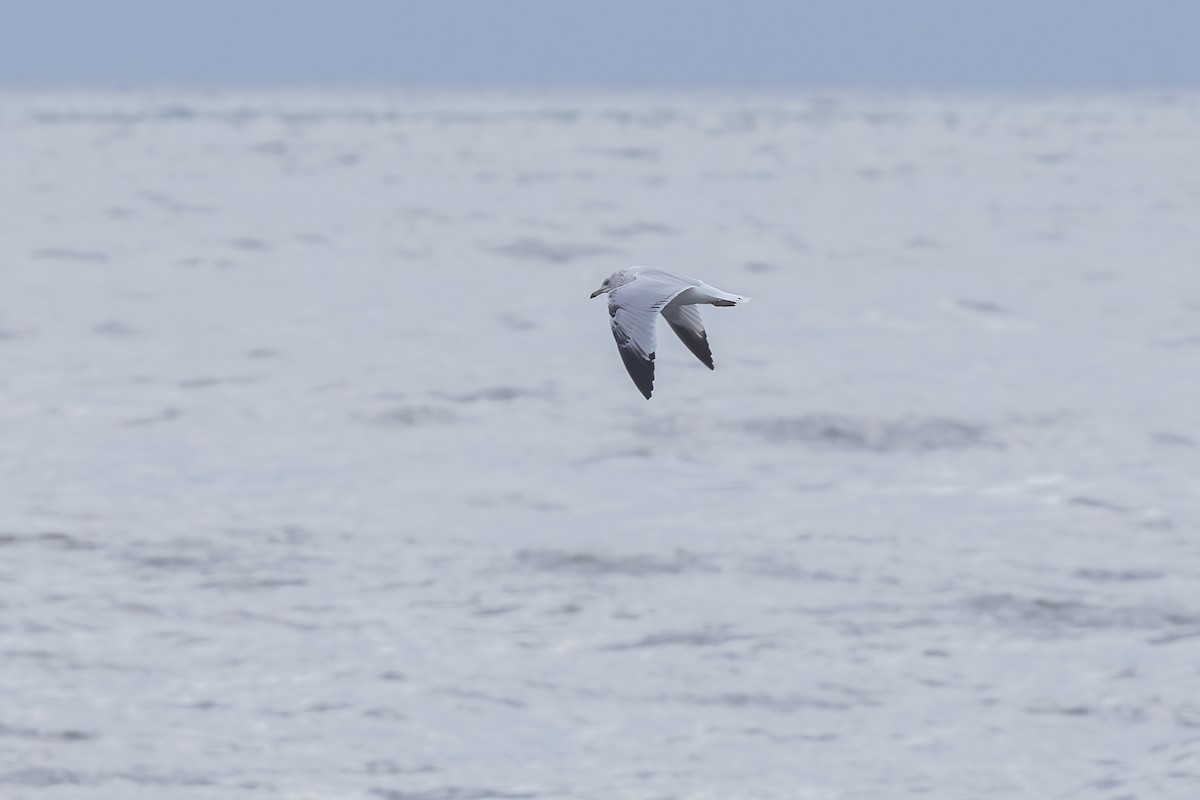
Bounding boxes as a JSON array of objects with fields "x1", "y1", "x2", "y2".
[{"x1": 712, "y1": 293, "x2": 750, "y2": 307}]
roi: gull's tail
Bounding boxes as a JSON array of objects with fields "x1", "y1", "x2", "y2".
[{"x1": 711, "y1": 289, "x2": 750, "y2": 307}]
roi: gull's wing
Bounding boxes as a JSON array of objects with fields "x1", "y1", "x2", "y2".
[
  {"x1": 661, "y1": 303, "x2": 714, "y2": 369},
  {"x1": 608, "y1": 273, "x2": 692, "y2": 399}
]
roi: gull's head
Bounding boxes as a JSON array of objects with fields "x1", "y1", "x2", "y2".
[{"x1": 590, "y1": 270, "x2": 627, "y2": 298}]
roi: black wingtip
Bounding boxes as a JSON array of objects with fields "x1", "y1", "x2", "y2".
[
  {"x1": 666, "y1": 320, "x2": 714, "y2": 370},
  {"x1": 618, "y1": 346, "x2": 655, "y2": 399}
]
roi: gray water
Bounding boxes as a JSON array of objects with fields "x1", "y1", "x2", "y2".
[{"x1": 2, "y1": 91, "x2": 1199, "y2": 799}]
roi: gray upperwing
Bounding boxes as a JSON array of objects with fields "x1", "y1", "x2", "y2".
[
  {"x1": 609, "y1": 304, "x2": 655, "y2": 399},
  {"x1": 662, "y1": 303, "x2": 714, "y2": 369},
  {"x1": 607, "y1": 274, "x2": 691, "y2": 398}
]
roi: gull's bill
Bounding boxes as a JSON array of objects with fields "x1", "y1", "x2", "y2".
[{"x1": 589, "y1": 267, "x2": 749, "y2": 399}]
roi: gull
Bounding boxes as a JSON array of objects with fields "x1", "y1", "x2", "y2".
[{"x1": 590, "y1": 267, "x2": 750, "y2": 399}]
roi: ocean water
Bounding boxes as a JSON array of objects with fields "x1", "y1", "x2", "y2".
[{"x1": 1, "y1": 90, "x2": 1199, "y2": 799}]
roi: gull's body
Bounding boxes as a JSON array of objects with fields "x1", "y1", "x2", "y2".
[{"x1": 590, "y1": 267, "x2": 750, "y2": 399}]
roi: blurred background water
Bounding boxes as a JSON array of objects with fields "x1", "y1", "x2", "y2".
[{"x1": 1, "y1": 90, "x2": 1199, "y2": 799}]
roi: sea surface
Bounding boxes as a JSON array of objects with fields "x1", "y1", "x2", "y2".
[{"x1": 2, "y1": 90, "x2": 1199, "y2": 799}]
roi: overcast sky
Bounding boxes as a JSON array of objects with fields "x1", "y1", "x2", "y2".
[{"x1": 2, "y1": 0, "x2": 1197, "y2": 89}]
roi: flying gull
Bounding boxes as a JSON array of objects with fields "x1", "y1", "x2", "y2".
[{"x1": 590, "y1": 267, "x2": 750, "y2": 399}]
